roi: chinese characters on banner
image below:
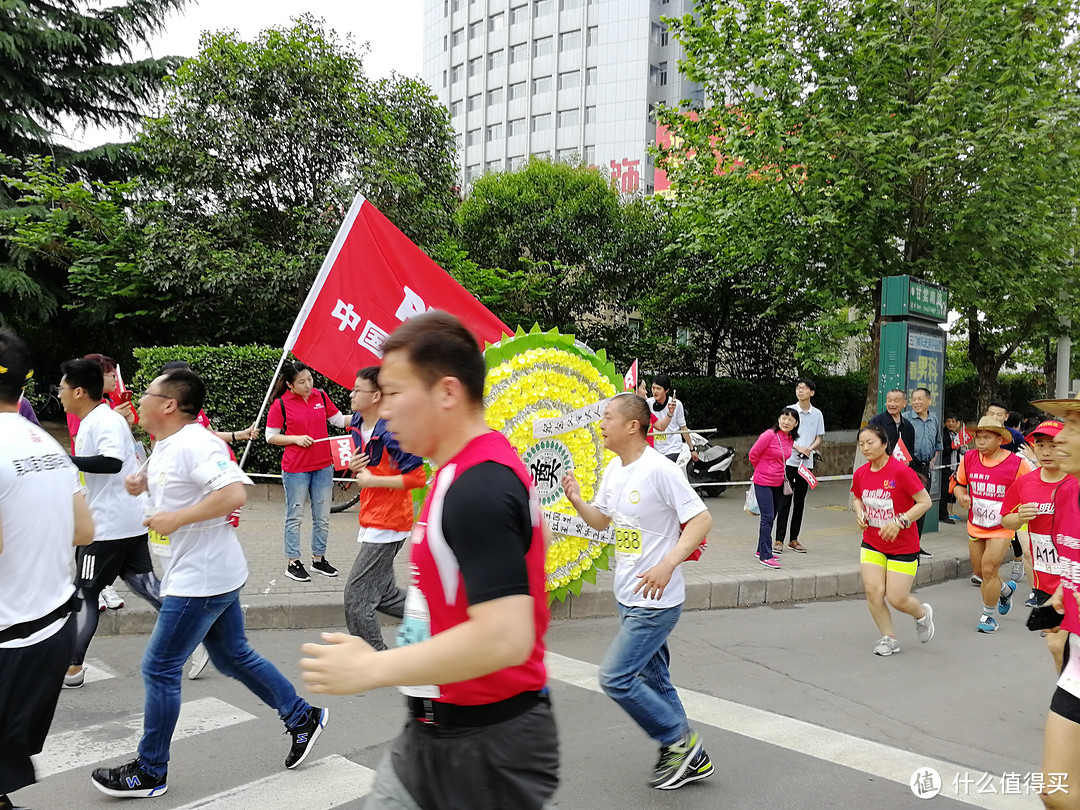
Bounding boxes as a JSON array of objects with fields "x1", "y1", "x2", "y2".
[
  {"x1": 532, "y1": 398, "x2": 611, "y2": 439},
  {"x1": 609, "y1": 159, "x2": 641, "y2": 193},
  {"x1": 906, "y1": 328, "x2": 946, "y2": 409},
  {"x1": 543, "y1": 510, "x2": 615, "y2": 545},
  {"x1": 285, "y1": 194, "x2": 510, "y2": 389}
]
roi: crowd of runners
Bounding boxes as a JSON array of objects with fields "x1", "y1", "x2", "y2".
[{"x1": 3, "y1": 317, "x2": 1080, "y2": 809}]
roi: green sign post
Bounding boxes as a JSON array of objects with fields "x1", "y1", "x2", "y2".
[{"x1": 878, "y1": 276, "x2": 949, "y2": 533}]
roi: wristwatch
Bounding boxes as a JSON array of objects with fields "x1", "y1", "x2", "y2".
[{"x1": 894, "y1": 515, "x2": 911, "y2": 529}]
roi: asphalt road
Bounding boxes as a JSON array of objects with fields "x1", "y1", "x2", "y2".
[{"x1": 18, "y1": 576, "x2": 1054, "y2": 809}]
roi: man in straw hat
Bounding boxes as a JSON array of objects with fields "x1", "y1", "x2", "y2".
[
  {"x1": 1026, "y1": 397, "x2": 1080, "y2": 809},
  {"x1": 954, "y1": 416, "x2": 1034, "y2": 633}
]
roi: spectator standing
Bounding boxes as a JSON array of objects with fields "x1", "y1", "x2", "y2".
[
  {"x1": 750, "y1": 407, "x2": 800, "y2": 569},
  {"x1": 868, "y1": 389, "x2": 916, "y2": 458},
  {"x1": 647, "y1": 375, "x2": 697, "y2": 465},
  {"x1": 775, "y1": 378, "x2": 825, "y2": 553}
]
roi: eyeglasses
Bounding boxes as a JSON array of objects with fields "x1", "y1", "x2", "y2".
[{"x1": 351, "y1": 388, "x2": 379, "y2": 395}]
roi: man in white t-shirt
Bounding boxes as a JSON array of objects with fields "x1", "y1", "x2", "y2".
[
  {"x1": 90, "y1": 369, "x2": 328, "y2": 800},
  {"x1": 58, "y1": 358, "x2": 163, "y2": 689},
  {"x1": 562, "y1": 393, "x2": 713, "y2": 791},
  {"x1": 646, "y1": 374, "x2": 697, "y2": 464},
  {"x1": 0, "y1": 329, "x2": 95, "y2": 810},
  {"x1": 775, "y1": 378, "x2": 826, "y2": 554}
]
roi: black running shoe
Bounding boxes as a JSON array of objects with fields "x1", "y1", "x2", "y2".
[
  {"x1": 285, "y1": 560, "x2": 311, "y2": 582},
  {"x1": 91, "y1": 759, "x2": 168, "y2": 798},
  {"x1": 659, "y1": 747, "x2": 714, "y2": 790},
  {"x1": 650, "y1": 730, "x2": 701, "y2": 789},
  {"x1": 310, "y1": 558, "x2": 338, "y2": 578},
  {"x1": 285, "y1": 706, "x2": 329, "y2": 769}
]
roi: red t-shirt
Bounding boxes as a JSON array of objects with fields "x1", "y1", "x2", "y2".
[
  {"x1": 1003, "y1": 470, "x2": 1077, "y2": 595},
  {"x1": 1052, "y1": 482, "x2": 1080, "y2": 635},
  {"x1": 851, "y1": 456, "x2": 924, "y2": 555},
  {"x1": 266, "y1": 389, "x2": 340, "y2": 473}
]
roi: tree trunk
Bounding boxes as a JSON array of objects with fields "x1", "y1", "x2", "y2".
[
  {"x1": 1044, "y1": 334, "x2": 1057, "y2": 398},
  {"x1": 861, "y1": 282, "x2": 884, "y2": 425},
  {"x1": 706, "y1": 328, "x2": 721, "y2": 377},
  {"x1": 967, "y1": 305, "x2": 1043, "y2": 414}
]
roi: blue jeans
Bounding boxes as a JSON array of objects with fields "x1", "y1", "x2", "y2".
[
  {"x1": 754, "y1": 483, "x2": 788, "y2": 560},
  {"x1": 282, "y1": 466, "x2": 333, "y2": 559},
  {"x1": 599, "y1": 603, "x2": 688, "y2": 747},
  {"x1": 138, "y1": 589, "x2": 311, "y2": 777}
]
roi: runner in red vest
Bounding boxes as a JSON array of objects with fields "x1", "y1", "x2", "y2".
[
  {"x1": 954, "y1": 416, "x2": 1035, "y2": 634},
  {"x1": 300, "y1": 312, "x2": 558, "y2": 809}
]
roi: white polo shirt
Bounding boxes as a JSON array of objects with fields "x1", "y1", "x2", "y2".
[
  {"x1": 148, "y1": 423, "x2": 251, "y2": 597},
  {"x1": 74, "y1": 403, "x2": 148, "y2": 540},
  {"x1": 0, "y1": 413, "x2": 80, "y2": 647},
  {"x1": 592, "y1": 445, "x2": 707, "y2": 609}
]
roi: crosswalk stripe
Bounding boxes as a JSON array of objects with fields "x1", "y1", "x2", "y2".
[
  {"x1": 82, "y1": 657, "x2": 115, "y2": 684},
  {"x1": 34, "y1": 697, "x2": 257, "y2": 780},
  {"x1": 172, "y1": 755, "x2": 377, "y2": 809},
  {"x1": 545, "y1": 652, "x2": 1040, "y2": 810}
]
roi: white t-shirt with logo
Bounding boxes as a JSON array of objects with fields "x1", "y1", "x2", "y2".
[
  {"x1": 592, "y1": 445, "x2": 707, "y2": 609},
  {"x1": 148, "y1": 423, "x2": 251, "y2": 597},
  {"x1": 75, "y1": 403, "x2": 148, "y2": 541},
  {"x1": 646, "y1": 397, "x2": 687, "y2": 456},
  {"x1": 0, "y1": 413, "x2": 80, "y2": 647}
]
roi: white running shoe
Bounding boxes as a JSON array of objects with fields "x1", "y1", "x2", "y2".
[
  {"x1": 873, "y1": 635, "x2": 901, "y2": 656},
  {"x1": 915, "y1": 603, "x2": 935, "y2": 643},
  {"x1": 101, "y1": 585, "x2": 124, "y2": 610},
  {"x1": 187, "y1": 644, "x2": 210, "y2": 680}
]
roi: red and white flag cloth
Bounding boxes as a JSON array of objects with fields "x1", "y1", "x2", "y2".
[
  {"x1": 330, "y1": 436, "x2": 356, "y2": 471},
  {"x1": 114, "y1": 365, "x2": 129, "y2": 396},
  {"x1": 956, "y1": 425, "x2": 972, "y2": 448},
  {"x1": 285, "y1": 193, "x2": 510, "y2": 389},
  {"x1": 892, "y1": 437, "x2": 913, "y2": 463},
  {"x1": 623, "y1": 359, "x2": 639, "y2": 391},
  {"x1": 797, "y1": 464, "x2": 818, "y2": 490}
]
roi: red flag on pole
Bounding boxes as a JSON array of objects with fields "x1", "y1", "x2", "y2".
[
  {"x1": 285, "y1": 194, "x2": 510, "y2": 388},
  {"x1": 797, "y1": 464, "x2": 818, "y2": 489},
  {"x1": 623, "y1": 359, "x2": 639, "y2": 391},
  {"x1": 957, "y1": 425, "x2": 972, "y2": 447},
  {"x1": 892, "y1": 437, "x2": 913, "y2": 463},
  {"x1": 330, "y1": 436, "x2": 356, "y2": 471}
]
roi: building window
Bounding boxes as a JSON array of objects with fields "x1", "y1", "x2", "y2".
[
  {"x1": 442, "y1": 69, "x2": 447, "y2": 87},
  {"x1": 585, "y1": 66, "x2": 597, "y2": 86},
  {"x1": 467, "y1": 128, "x2": 481, "y2": 146},
  {"x1": 468, "y1": 56, "x2": 483, "y2": 78},
  {"x1": 650, "y1": 23, "x2": 668, "y2": 46},
  {"x1": 508, "y1": 81, "x2": 526, "y2": 100},
  {"x1": 452, "y1": 28, "x2": 464, "y2": 47},
  {"x1": 650, "y1": 62, "x2": 667, "y2": 86},
  {"x1": 557, "y1": 148, "x2": 578, "y2": 162},
  {"x1": 584, "y1": 144, "x2": 595, "y2": 164},
  {"x1": 510, "y1": 42, "x2": 528, "y2": 64},
  {"x1": 488, "y1": 49, "x2": 505, "y2": 69},
  {"x1": 533, "y1": 36, "x2": 553, "y2": 57},
  {"x1": 559, "y1": 30, "x2": 581, "y2": 52},
  {"x1": 451, "y1": 0, "x2": 460, "y2": 10},
  {"x1": 647, "y1": 102, "x2": 657, "y2": 122},
  {"x1": 486, "y1": 122, "x2": 503, "y2": 141},
  {"x1": 465, "y1": 163, "x2": 480, "y2": 182},
  {"x1": 486, "y1": 159, "x2": 503, "y2": 171},
  {"x1": 488, "y1": 86, "x2": 504, "y2": 105},
  {"x1": 450, "y1": 99, "x2": 463, "y2": 117},
  {"x1": 469, "y1": 20, "x2": 483, "y2": 40},
  {"x1": 534, "y1": 0, "x2": 554, "y2": 17},
  {"x1": 587, "y1": 25, "x2": 599, "y2": 47},
  {"x1": 584, "y1": 105, "x2": 596, "y2": 123},
  {"x1": 533, "y1": 75, "x2": 552, "y2": 94},
  {"x1": 658, "y1": 61, "x2": 668, "y2": 86},
  {"x1": 455, "y1": 133, "x2": 463, "y2": 151},
  {"x1": 531, "y1": 150, "x2": 551, "y2": 159},
  {"x1": 451, "y1": 63, "x2": 464, "y2": 83},
  {"x1": 677, "y1": 326, "x2": 690, "y2": 346},
  {"x1": 561, "y1": 0, "x2": 581, "y2": 8},
  {"x1": 488, "y1": 12, "x2": 505, "y2": 32},
  {"x1": 557, "y1": 108, "x2": 579, "y2": 127},
  {"x1": 509, "y1": 154, "x2": 526, "y2": 169},
  {"x1": 558, "y1": 71, "x2": 580, "y2": 90},
  {"x1": 628, "y1": 318, "x2": 642, "y2": 340},
  {"x1": 444, "y1": 34, "x2": 448, "y2": 50},
  {"x1": 531, "y1": 113, "x2": 551, "y2": 132},
  {"x1": 508, "y1": 117, "x2": 526, "y2": 136},
  {"x1": 510, "y1": 4, "x2": 528, "y2": 24},
  {"x1": 467, "y1": 93, "x2": 482, "y2": 112}
]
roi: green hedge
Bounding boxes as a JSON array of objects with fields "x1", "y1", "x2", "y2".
[{"x1": 131, "y1": 346, "x2": 352, "y2": 475}]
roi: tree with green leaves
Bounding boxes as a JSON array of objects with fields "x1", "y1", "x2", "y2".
[
  {"x1": 663, "y1": 0, "x2": 1080, "y2": 414},
  {"x1": 132, "y1": 15, "x2": 459, "y2": 345}
]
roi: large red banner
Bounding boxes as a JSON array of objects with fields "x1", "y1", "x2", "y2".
[{"x1": 285, "y1": 194, "x2": 510, "y2": 388}]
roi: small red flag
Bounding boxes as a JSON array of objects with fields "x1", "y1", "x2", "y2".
[
  {"x1": 623, "y1": 359, "x2": 639, "y2": 391},
  {"x1": 892, "y1": 437, "x2": 913, "y2": 463},
  {"x1": 797, "y1": 464, "x2": 818, "y2": 489},
  {"x1": 958, "y1": 425, "x2": 972, "y2": 446},
  {"x1": 330, "y1": 436, "x2": 357, "y2": 471}
]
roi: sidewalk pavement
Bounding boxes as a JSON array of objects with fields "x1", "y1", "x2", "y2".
[{"x1": 98, "y1": 479, "x2": 976, "y2": 636}]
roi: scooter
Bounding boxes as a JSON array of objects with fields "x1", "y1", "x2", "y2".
[{"x1": 677, "y1": 432, "x2": 734, "y2": 497}]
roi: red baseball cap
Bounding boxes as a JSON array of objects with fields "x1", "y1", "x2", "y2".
[{"x1": 1026, "y1": 419, "x2": 1065, "y2": 444}]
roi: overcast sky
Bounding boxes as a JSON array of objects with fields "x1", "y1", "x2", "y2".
[{"x1": 63, "y1": 0, "x2": 424, "y2": 148}]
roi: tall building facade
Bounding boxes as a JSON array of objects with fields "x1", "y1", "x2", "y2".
[{"x1": 422, "y1": 0, "x2": 703, "y2": 194}]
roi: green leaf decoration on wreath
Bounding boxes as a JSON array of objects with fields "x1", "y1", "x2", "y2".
[{"x1": 484, "y1": 328, "x2": 621, "y2": 602}]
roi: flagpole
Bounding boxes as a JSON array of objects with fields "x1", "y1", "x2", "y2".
[{"x1": 238, "y1": 191, "x2": 369, "y2": 470}]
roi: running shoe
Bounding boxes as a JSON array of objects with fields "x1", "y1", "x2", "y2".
[
  {"x1": 998, "y1": 581, "x2": 1017, "y2": 615},
  {"x1": 285, "y1": 706, "x2": 329, "y2": 769},
  {"x1": 758, "y1": 557, "x2": 781, "y2": 570},
  {"x1": 63, "y1": 667, "x2": 85, "y2": 689},
  {"x1": 285, "y1": 560, "x2": 311, "y2": 582},
  {"x1": 873, "y1": 635, "x2": 901, "y2": 656},
  {"x1": 970, "y1": 574, "x2": 983, "y2": 586},
  {"x1": 658, "y1": 747, "x2": 714, "y2": 790},
  {"x1": 310, "y1": 558, "x2": 338, "y2": 578},
  {"x1": 97, "y1": 593, "x2": 107, "y2": 613},
  {"x1": 187, "y1": 644, "x2": 210, "y2": 680},
  {"x1": 939, "y1": 515, "x2": 955, "y2": 524},
  {"x1": 918, "y1": 548, "x2": 933, "y2": 559},
  {"x1": 100, "y1": 585, "x2": 124, "y2": 610},
  {"x1": 650, "y1": 730, "x2": 702, "y2": 789},
  {"x1": 1026, "y1": 592, "x2": 1040, "y2": 608},
  {"x1": 915, "y1": 603, "x2": 935, "y2": 643},
  {"x1": 1010, "y1": 559, "x2": 1026, "y2": 583},
  {"x1": 977, "y1": 614, "x2": 999, "y2": 633},
  {"x1": 91, "y1": 759, "x2": 167, "y2": 798}
]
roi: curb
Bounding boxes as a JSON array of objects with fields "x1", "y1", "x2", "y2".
[{"x1": 95, "y1": 554, "x2": 975, "y2": 636}]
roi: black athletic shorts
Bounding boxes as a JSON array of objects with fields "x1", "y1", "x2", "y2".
[
  {"x1": 1051, "y1": 635, "x2": 1080, "y2": 725},
  {"x1": 75, "y1": 535, "x2": 153, "y2": 594},
  {"x1": 0, "y1": 613, "x2": 76, "y2": 794}
]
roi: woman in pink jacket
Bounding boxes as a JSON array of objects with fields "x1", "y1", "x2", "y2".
[{"x1": 749, "y1": 407, "x2": 800, "y2": 569}]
